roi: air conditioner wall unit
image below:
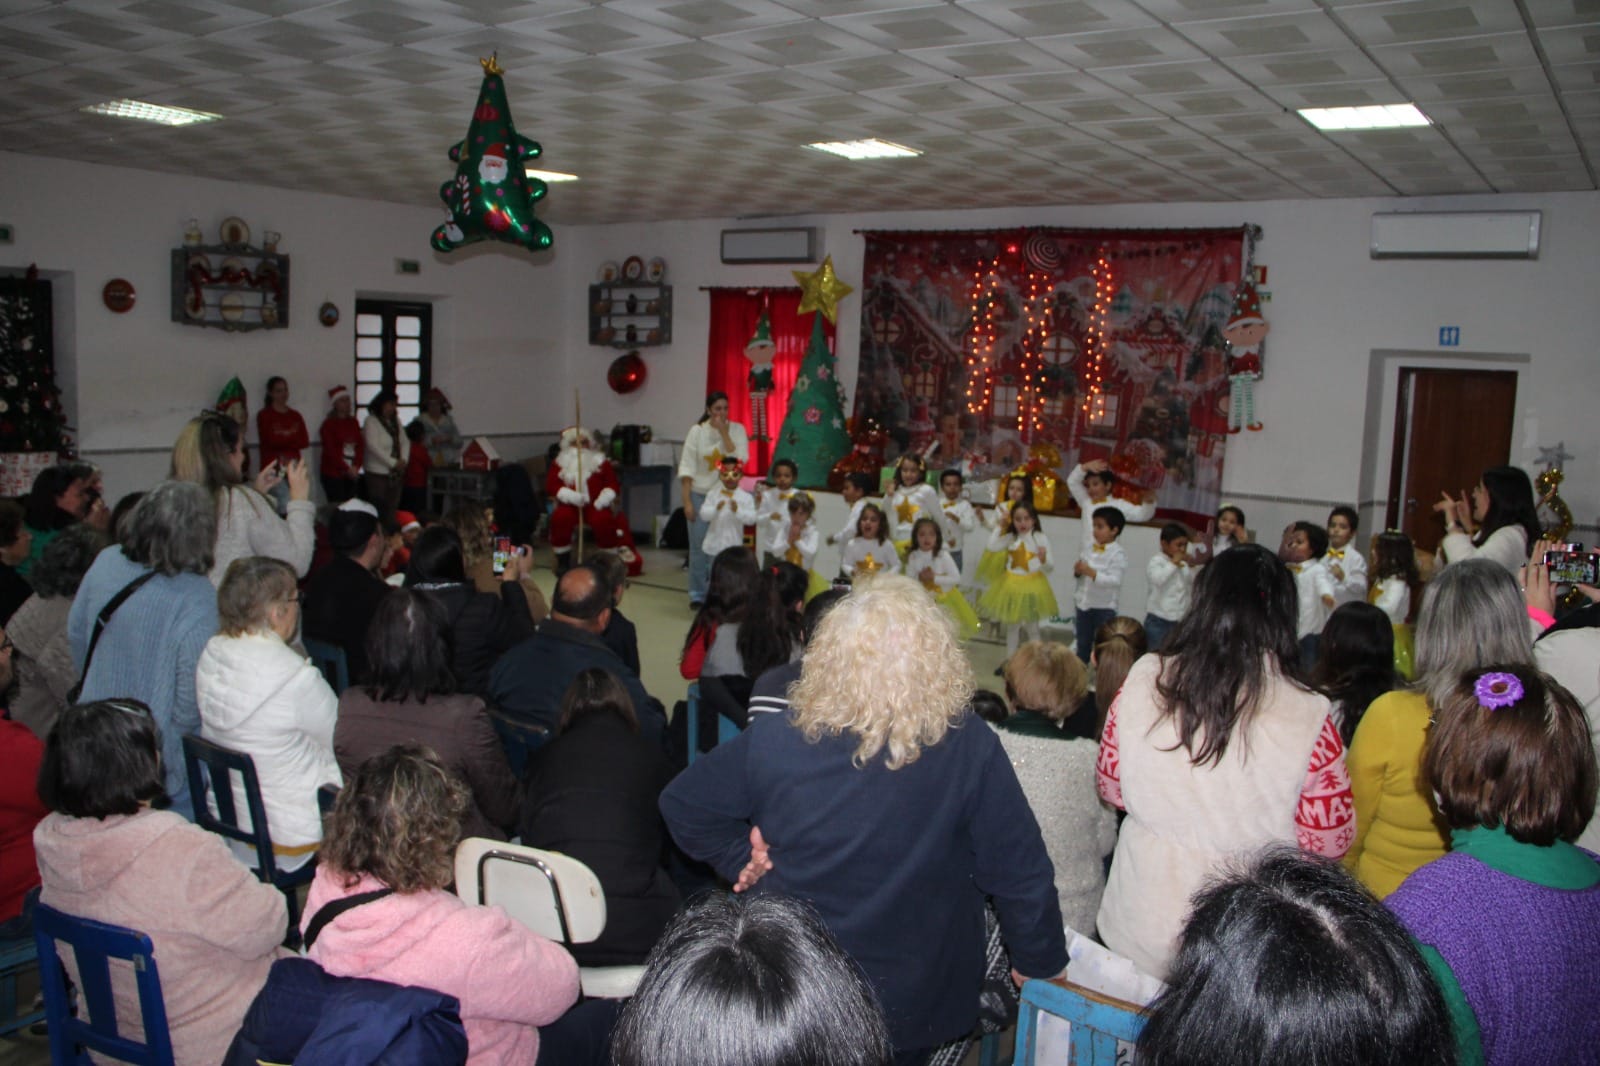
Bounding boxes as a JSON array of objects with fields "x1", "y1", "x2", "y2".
[
  {"x1": 720, "y1": 228, "x2": 819, "y2": 264},
  {"x1": 1370, "y1": 211, "x2": 1541, "y2": 259}
]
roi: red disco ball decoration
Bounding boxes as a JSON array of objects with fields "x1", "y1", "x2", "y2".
[{"x1": 607, "y1": 350, "x2": 647, "y2": 394}]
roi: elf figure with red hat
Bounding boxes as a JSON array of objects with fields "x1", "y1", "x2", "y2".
[
  {"x1": 546, "y1": 426, "x2": 642, "y2": 575},
  {"x1": 319, "y1": 385, "x2": 364, "y2": 503},
  {"x1": 1221, "y1": 279, "x2": 1269, "y2": 433}
]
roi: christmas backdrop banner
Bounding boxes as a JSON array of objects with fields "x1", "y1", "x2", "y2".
[{"x1": 854, "y1": 227, "x2": 1253, "y2": 528}]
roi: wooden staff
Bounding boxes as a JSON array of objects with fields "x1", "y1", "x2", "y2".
[{"x1": 574, "y1": 390, "x2": 584, "y2": 561}]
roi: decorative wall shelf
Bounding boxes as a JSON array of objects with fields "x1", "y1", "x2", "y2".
[
  {"x1": 170, "y1": 245, "x2": 290, "y2": 332},
  {"x1": 588, "y1": 282, "x2": 671, "y2": 348}
]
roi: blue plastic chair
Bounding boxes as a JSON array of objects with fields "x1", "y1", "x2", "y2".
[
  {"x1": 0, "y1": 933, "x2": 46, "y2": 1038},
  {"x1": 1012, "y1": 979, "x2": 1146, "y2": 1066},
  {"x1": 302, "y1": 638, "x2": 350, "y2": 695},
  {"x1": 182, "y1": 735, "x2": 316, "y2": 946},
  {"x1": 486, "y1": 709, "x2": 551, "y2": 779},
  {"x1": 683, "y1": 682, "x2": 740, "y2": 767},
  {"x1": 32, "y1": 902, "x2": 173, "y2": 1066}
]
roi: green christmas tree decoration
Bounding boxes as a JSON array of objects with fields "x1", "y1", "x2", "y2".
[
  {"x1": 430, "y1": 55, "x2": 553, "y2": 254},
  {"x1": 0, "y1": 277, "x2": 70, "y2": 455},
  {"x1": 771, "y1": 315, "x2": 851, "y2": 489}
]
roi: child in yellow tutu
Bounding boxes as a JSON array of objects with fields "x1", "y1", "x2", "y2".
[
  {"x1": 841, "y1": 503, "x2": 899, "y2": 580},
  {"x1": 1369, "y1": 530, "x2": 1419, "y2": 679},
  {"x1": 773, "y1": 491, "x2": 832, "y2": 603},
  {"x1": 978, "y1": 501, "x2": 1058, "y2": 653},
  {"x1": 884, "y1": 453, "x2": 939, "y2": 560},
  {"x1": 906, "y1": 517, "x2": 979, "y2": 639},
  {"x1": 976, "y1": 474, "x2": 1033, "y2": 589}
]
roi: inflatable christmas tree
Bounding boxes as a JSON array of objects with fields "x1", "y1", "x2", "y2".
[{"x1": 771, "y1": 315, "x2": 851, "y2": 488}]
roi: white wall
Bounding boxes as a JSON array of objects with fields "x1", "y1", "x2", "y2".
[{"x1": 0, "y1": 150, "x2": 570, "y2": 494}]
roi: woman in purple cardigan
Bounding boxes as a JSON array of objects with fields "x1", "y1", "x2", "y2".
[{"x1": 1386, "y1": 664, "x2": 1600, "y2": 1065}]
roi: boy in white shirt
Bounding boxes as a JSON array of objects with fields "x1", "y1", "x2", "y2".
[
  {"x1": 825, "y1": 471, "x2": 873, "y2": 548},
  {"x1": 702, "y1": 456, "x2": 757, "y2": 558},
  {"x1": 1072, "y1": 506, "x2": 1128, "y2": 664},
  {"x1": 1066, "y1": 458, "x2": 1156, "y2": 552},
  {"x1": 1144, "y1": 522, "x2": 1195, "y2": 651},
  {"x1": 1281, "y1": 520, "x2": 1336, "y2": 670},
  {"x1": 1325, "y1": 505, "x2": 1368, "y2": 605},
  {"x1": 937, "y1": 468, "x2": 978, "y2": 575},
  {"x1": 759, "y1": 458, "x2": 800, "y2": 564}
]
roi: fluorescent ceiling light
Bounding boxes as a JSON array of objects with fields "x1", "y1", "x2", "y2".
[
  {"x1": 525, "y1": 168, "x2": 580, "y2": 183},
  {"x1": 81, "y1": 98, "x2": 221, "y2": 126},
  {"x1": 805, "y1": 139, "x2": 922, "y2": 160},
  {"x1": 1298, "y1": 104, "x2": 1431, "y2": 131}
]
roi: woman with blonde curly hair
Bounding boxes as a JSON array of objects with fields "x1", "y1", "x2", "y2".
[
  {"x1": 304, "y1": 744, "x2": 581, "y2": 1065},
  {"x1": 662, "y1": 574, "x2": 1066, "y2": 1065}
]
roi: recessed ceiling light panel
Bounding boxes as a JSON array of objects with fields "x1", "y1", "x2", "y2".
[
  {"x1": 81, "y1": 99, "x2": 222, "y2": 127},
  {"x1": 1298, "y1": 104, "x2": 1431, "y2": 131},
  {"x1": 525, "y1": 168, "x2": 580, "y2": 183},
  {"x1": 805, "y1": 139, "x2": 922, "y2": 160}
]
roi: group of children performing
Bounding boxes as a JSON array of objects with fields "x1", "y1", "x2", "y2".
[{"x1": 694, "y1": 450, "x2": 1419, "y2": 673}]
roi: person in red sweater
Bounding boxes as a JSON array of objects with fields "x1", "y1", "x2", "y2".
[
  {"x1": 258, "y1": 376, "x2": 309, "y2": 514},
  {"x1": 0, "y1": 629, "x2": 45, "y2": 937},
  {"x1": 402, "y1": 420, "x2": 431, "y2": 517},
  {"x1": 318, "y1": 386, "x2": 364, "y2": 504}
]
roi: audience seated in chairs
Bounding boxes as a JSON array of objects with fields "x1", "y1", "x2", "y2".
[
  {"x1": 33, "y1": 699, "x2": 288, "y2": 1063},
  {"x1": 197, "y1": 556, "x2": 342, "y2": 871},
  {"x1": 304, "y1": 744, "x2": 586, "y2": 1066},
  {"x1": 440, "y1": 501, "x2": 548, "y2": 626},
  {"x1": 335, "y1": 588, "x2": 519, "y2": 841},
  {"x1": 611, "y1": 892, "x2": 891, "y2": 1066},
  {"x1": 1139, "y1": 848, "x2": 1453, "y2": 1066},
  {"x1": 302, "y1": 501, "x2": 390, "y2": 685},
  {"x1": 405, "y1": 525, "x2": 535, "y2": 697},
  {"x1": 589, "y1": 551, "x2": 640, "y2": 676},
  {"x1": 1, "y1": 633, "x2": 44, "y2": 940},
  {"x1": 489, "y1": 564, "x2": 664, "y2": 746},
  {"x1": 68, "y1": 480, "x2": 221, "y2": 820},
  {"x1": 520, "y1": 669, "x2": 678, "y2": 966},
  {"x1": 7, "y1": 523, "x2": 106, "y2": 741}
]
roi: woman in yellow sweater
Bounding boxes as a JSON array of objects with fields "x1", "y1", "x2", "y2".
[{"x1": 1344, "y1": 559, "x2": 1536, "y2": 897}]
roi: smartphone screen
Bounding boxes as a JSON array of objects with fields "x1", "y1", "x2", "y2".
[
  {"x1": 492, "y1": 536, "x2": 513, "y2": 575},
  {"x1": 1545, "y1": 549, "x2": 1600, "y2": 585}
]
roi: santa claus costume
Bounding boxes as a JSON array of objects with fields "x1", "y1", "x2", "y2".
[{"x1": 546, "y1": 426, "x2": 642, "y2": 575}]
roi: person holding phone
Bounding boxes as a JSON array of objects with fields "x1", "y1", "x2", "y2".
[
  {"x1": 258, "y1": 376, "x2": 309, "y2": 516},
  {"x1": 678, "y1": 393, "x2": 748, "y2": 608}
]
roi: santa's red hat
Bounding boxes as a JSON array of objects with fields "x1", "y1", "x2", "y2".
[
  {"x1": 559, "y1": 425, "x2": 593, "y2": 448},
  {"x1": 483, "y1": 144, "x2": 507, "y2": 162},
  {"x1": 395, "y1": 510, "x2": 422, "y2": 533},
  {"x1": 1227, "y1": 280, "x2": 1265, "y2": 328},
  {"x1": 328, "y1": 384, "x2": 350, "y2": 409}
]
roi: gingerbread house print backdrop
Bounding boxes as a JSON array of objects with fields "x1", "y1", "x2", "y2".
[{"x1": 854, "y1": 227, "x2": 1251, "y2": 529}]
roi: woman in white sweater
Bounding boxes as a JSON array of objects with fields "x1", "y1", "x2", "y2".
[
  {"x1": 171, "y1": 411, "x2": 314, "y2": 585},
  {"x1": 1434, "y1": 464, "x2": 1541, "y2": 576},
  {"x1": 197, "y1": 556, "x2": 341, "y2": 871},
  {"x1": 361, "y1": 389, "x2": 404, "y2": 522}
]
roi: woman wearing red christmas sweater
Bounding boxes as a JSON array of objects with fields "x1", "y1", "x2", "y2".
[
  {"x1": 318, "y1": 386, "x2": 364, "y2": 504},
  {"x1": 258, "y1": 377, "x2": 309, "y2": 512}
]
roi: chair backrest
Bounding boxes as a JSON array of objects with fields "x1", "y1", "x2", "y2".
[
  {"x1": 1013, "y1": 979, "x2": 1147, "y2": 1066},
  {"x1": 303, "y1": 638, "x2": 350, "y2": 695},
  {"x1": 33, "y1": 902, "x2": 174, "y2": 1066},
  {"x1": 317, "y1": 783, "x2": 341, "y2": 817},
  {"x1": 182, "y1": 734, "x2": 280, "y2": 882},
  {"x1": 485, "y1": 709, "x2": 549, "y2": 779},
  {"x1": 453, "y1": 837, "x2": 606, "y2": 945}
]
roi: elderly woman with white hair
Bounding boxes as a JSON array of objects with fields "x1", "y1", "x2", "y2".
[{"x1": 661, "y1": 573, "x2": 1066, "y2": 1066}]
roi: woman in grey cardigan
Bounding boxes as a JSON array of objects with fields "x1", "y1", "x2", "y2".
[{"x1": 7, "y1": 523, "x2": 106, "y2": 740}]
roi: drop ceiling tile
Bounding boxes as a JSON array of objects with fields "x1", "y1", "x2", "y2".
[
  {"x1": 1030, "y1": 26, "x2": 1209, "y2": 69},
  {"x1": 769, "y1": 0, "x2": 946, "y2": 16},
  {"x1": 713, "y1": 20, "x2": 898, "y2": 68},
  {"x1": 1522, "y1": 0, "x2": 1600, "y2": 28},
  {"x1": 1089, "y1": 59, "x2": 1254, "y2": 96},
  {"x1": 1399, "y1": 67, "x2": 1562, "y2": 103},
  {"x1": 1556, "y1": 88, "x2": 1600, "y2": 114},
  {"x1": 1020, "y1": 95, "x2": 1167, "y2": 123},
  {"x1": 541, "y1": 55, "x2": 677, "y2": 93},
  {"x1": 1369, "y1": 33, "x2": 1542, "y2": 78},
  {"x1": 1549, "y1": 60, "x2": 1600, "y2": 91},
  {"x1": 1421, "y1": 97, "x2": 1568, "y2": 131},
  {"x1": 496, "y1": 7, "x2": 693, "y2": 56},
  {"x1": 400, "y1": 29, "x2": 588, "y2": 66},
  {"x1": 604, "y1": 39, "x2": 782, "y2": 82},
  {"x1": 955, "y1": 0, "x2": 1157, "y2": 37},
  {"x1": 699, "y1": 67, "x2": 840, "y2": 102},
  {"x1": 1329, "y1": 1, "x2": 1530, "y2": 46},
  {"x1": 1256, "y1": 80, "x2": 1407, "y2": 110},
  {"x1": 1137, "y1": 0, "x2": 1320, "y2": 17},
  {"x1": 606, "y1": 0, "x2": 804, "y2": 37},
  {"x1": 1536, "y1": 23, "x2": 1600, "y2": 64},
  {"x1": 858, "y1": 77, "x2": 1012, "y2": 114},
  {"x1": 904, "y1": 39, "x2": 1079, "y2": 79},
  {"x1": 1142, "y1": 89, "x2": 1283, "y2": 119},
  {"x1": 824, "y1": 6, "x2": 1017, "y2": 51},
  {"x1": 1171, "y1": 11, "x2": 1355, "y2": 57},
  {"x1": 275, "y1": 1, "x2": 486, "y2": 47},
  {"x1": 969, "y1": 68, "x2": 1124, "y2": 103},
  {"x1": 1223, "y1": 47, "x2": 1390, "y2": 87}
]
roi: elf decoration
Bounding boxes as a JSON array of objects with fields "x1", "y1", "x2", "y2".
[
  {"x1": 430, "y1": 55, "x2": 553, "y2": 254},
  {"x1": 1221, "y1": 279, "x2": 1268, "y2": 433},
  {"x1": 216, "y1": 376, "x2": 250, "y2": 476},
  {"x1": 772, "y1": 258, "x2": 855, "y2": 489}
]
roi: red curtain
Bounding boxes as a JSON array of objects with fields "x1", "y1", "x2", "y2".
[{"x1": 706, "y1": 288, "x2": 834, "y2": 475}]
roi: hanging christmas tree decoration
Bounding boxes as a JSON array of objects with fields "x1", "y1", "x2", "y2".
[
  {"x1": 1081, "y1": 251, "x2": 1113, "y2": 426},
  {"x1": 792, "y1": 256, "x2": 854, "y2": 323},
  {"x1": 430, "y1": 55, "x2": 553, "y2": 254},
  {"x1": 1221, "y1": 278, "x2": 1268, "y2": 433},
  {"x1": 606, "y1": 351, "x2": 647, "y2": 395},
  {"x1": 770, "y1": 316, "x2": 852, "y2": 489}
]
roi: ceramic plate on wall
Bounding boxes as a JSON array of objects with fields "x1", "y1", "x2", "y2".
[
  {"x1": 219, "y1": 292, "x2": 246, "y2": 322},
  {"x1": 598, "y1": 261, "x2": 619, "y2": 283},
  {"x1": 621, "y1": 255, "x2": 644, "y2": 281},
  {"x1": 647, "y1": 257, "x2": 666, "y2": 282},
  {"x1": 219, "y1": 216, "x2": 250, "y2": 246}
]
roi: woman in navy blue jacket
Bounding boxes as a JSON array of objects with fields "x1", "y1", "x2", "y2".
[{"x1": 661, "y1": 574, "x2": 1067, "y2": 1065}]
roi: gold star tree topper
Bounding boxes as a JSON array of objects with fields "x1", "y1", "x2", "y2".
[{"x1": 793, "y1": 255, "x2": 854, "y2": 324}]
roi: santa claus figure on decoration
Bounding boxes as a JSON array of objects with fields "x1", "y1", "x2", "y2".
[
  {"x1": 546, "y1": 425, "x2": 642, "y2": 575},
  {"x1": 1222, "y1": 279, "x2": 1269, "y2": 433}
]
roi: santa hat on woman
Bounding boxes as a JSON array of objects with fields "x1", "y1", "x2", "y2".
[
  {"x1": 328, "y1": 384, "x2": 351, "y2": 411},
  {"x1": 426, "y1": 387, "x2": 452, "y2": 412}
]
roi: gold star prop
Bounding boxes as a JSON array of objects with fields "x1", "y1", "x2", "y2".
[
  {"x1": 785, "y1": 546, "x2": 803, "y2": 566},
  {"x1": 1008, "y1": 541, "x2": 1036, "y2": 569},
  {"x1": 895, "y1": 497, "x2": 919, "y2": 524},
  {"x1": 794, "y1": 255, "x2": 854, "y2": 324},
  {"x1": 856, "y1": 553, "x2": 882, "y2": 575}
]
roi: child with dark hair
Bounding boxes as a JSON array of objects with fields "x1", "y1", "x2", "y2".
[
  {"x1": 401, "y1": 419, "x2": 431, "y2": 518},
  {"x1": 904, "y1": 517, "x2": 979, "y2": 639},
  {"x1": 884, "y1": 453, "x2": 939, "y2": 556},
  {"x1": 1371, "y1": 530, "x2": 1421, "y2": 679},
  {"x1": 978, "y1": 501, "x2": 1058, "y2": 653},
  {"x1": 1311, "y1": 602, "x2": 1398, "y2": 746},
  {"x1": 840, "y1": 504, "x2": 897, "y2": 580},
  {"x1": 974, "y1": 474, "x2": 1032, "y2": 590},
  {"x1": 1388, "y1": 665, "x2": 1600, "y2": 1065},
  {"x1": 1282, "y1": 519, "x2": 1336, "y2": 669},
  {"x1": 1066, "y1": 457, "x2": 1155, "y2": 558},
  {"x1": 702, "y1": 457, "x2": 757, "y2": 560},
  {"x1": 826, "y1": 471, "x2": 874, "y2": 551},
  {"x1": 968, "y1": 688, "x2": 1009, "y2": 725},
  {"x1": 1071, "y1": 506, "x2": 1127, "y2": 664},
  {"x1": 936, "y1": 469, "x2": 978, "y2": 575},
  {"x1": 1326, "y1": 505, "x2": 1367, "y2": 605},
  {"x1": 1144, "y1": 523, "x2": 1194, "y2": 651},
  {"x1": 758, "y1": 458, "x2": 800, "y2": 565}
]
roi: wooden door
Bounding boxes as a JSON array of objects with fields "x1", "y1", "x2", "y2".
[{"x1": 1386, "y1": 368, "x2": 1518, "y2": 552}]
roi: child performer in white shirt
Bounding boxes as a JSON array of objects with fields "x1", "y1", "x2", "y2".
[
  {"x1": 774, "y1": 491, "x2": 830, "y2": 603},
  {"x1": 883, "y1": 453, "x2": 940, "y2": 559},
  {"x1": 1194, "y1": 502, "x2": 1249, "y2": 564},
  {"x1": 1325, "y1": 505, "x2": 1368, "y2": 605},
  {"x1": 978, "y1": 502, "x2": 1058, "y2": 654},
  {"x1": 905, "y1": 517, "x2": 979, "y2": 639},
  {"x1": 977, "y1": 473, "x2": 1033, "y2": 590},
  {"x1": 937, "y1": 468, "x2": 978, "y2": 576},
  {"x1": 1281, "y1": 520, "x2": 1336, "y2": 671},
  {"x1": 826, "y1": 471, "x2": 873, "y2": 549},
  {"x1": 1144, "y1": 522, "x2": 1195, "y2": 651},
  {"x1": 758, "y1": 457, "x2": 800, "y2": 565},
  {"x1": 1066, "y1": 458, "x2": 1155, "y2": 553},
  {"x1": 1071, "y1": 507, "x2": 1127, "y2": 664},
  {"x1": 702, "y1": 456, "x2": 757, "y2": 558},
  {"x1": 1370, "y1": 529, "x2": 1420, "y2": 680},
  {"x1": 841, "y1": 503, "x2": 899, "y2": 580}
]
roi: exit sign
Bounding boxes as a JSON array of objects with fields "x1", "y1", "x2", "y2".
[{"x1": 1439, "y1": 326, "x2": 1460, "y2": 347}]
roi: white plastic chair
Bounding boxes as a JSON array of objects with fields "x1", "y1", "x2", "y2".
[{"x1": 454, "y1": 837, "x2": 645, "y2": 999}]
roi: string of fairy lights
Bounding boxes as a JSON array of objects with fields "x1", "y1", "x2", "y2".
[{"x1": 962, "y1": 245, "x2": 1114, "y2": 437}]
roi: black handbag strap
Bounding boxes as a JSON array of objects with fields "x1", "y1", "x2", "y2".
[
  {"x1": 302, "y1": 888, "x2": 395, "y2": 951},
  {"x1": 67, "y1": 571, "x2": 157, "y2": 703}
]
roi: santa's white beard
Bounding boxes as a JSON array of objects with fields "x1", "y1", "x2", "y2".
[
  {"x1": 480, "y1": 157, "x2": 507, "y2": 184},
  {"x1": 556, "y1": 445, "x2": 607, "y2": 489}
]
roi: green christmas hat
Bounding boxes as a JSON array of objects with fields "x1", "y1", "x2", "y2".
[
  {"x1": 745, "y1": 311, "x2": 775, "y2": 357},
  {"x1": 216, "y1": 376, "x2": 246, "y2": 414}
]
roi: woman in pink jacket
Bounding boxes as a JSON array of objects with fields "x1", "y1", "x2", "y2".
[{"x1": 304, "y1": 744, "x2": 580, "y2": 1066}]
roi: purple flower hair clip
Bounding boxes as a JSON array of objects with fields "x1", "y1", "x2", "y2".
[{"x1": 1474, "y1": 672, "x2": 1524, "y2": 711}]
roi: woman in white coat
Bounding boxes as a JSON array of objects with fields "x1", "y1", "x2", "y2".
[
  {"x1": 1434, "y1": 464, "x2": 1541, "y2": 576},
  {"x1": 196, "y1": 556, "x2": 341, "y2": 871}
]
